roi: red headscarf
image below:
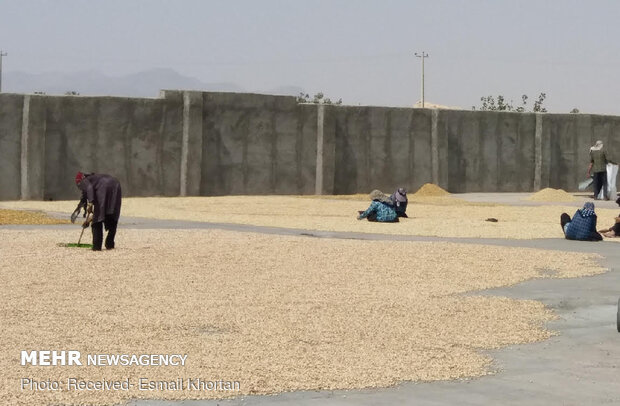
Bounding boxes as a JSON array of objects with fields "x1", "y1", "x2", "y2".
[{"x1": 75, "y1": 171, "x2": 85, "y2": 185}]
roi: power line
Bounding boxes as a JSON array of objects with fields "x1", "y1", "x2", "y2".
[{"x1": 414, "y1": 51, "x2": 429, "y2": 108}]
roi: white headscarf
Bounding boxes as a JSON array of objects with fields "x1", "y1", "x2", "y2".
[{"x1": 591, "y1": 140, "x2": 604, "y2": 151}]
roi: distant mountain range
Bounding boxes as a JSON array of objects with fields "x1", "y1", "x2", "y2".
[{"x1": 2, "y1": 68, "x2": 305, "y2": 98}]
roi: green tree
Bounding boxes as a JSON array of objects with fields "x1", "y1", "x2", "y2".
[
  {"x1": 296, "y1": 92, "x2": 342, "y2": 105},
  {"x1": 474, "y1": 92, "x2": 547, "y2": 113},
  {"x1": 532, "y1": 93, "x2": 547, "y2": 112}
]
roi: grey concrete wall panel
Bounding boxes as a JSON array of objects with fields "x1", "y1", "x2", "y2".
[
  {"x1": 367, "y1": 108, "x2": 392, "y2": 191},
  {"x1": 575, "y1": 115, "x2": 595, "y2": 190},
  {"x1": 0, "y1": 94, "x2": 24, "y2": 200},
  {"x1": 44, "y1": 96, "x2": 96, "y2": 200},
  {"x1": 180, "y1": 91, "x2": 203, "y2": 196},
  {"x1": 21, "y1": 95, "x2": 47, "y2": 200},
  {"x1": 430, "y1": 109, "x2": 440, "y2": 185},
  {"x1": 497, "y1": 112, "x2": 536, "y2": 192},
  {"x1": 590, "y1": 114, "x2": 620, "y2": 164},
  {"x1": 381, "y1": 108, "x2": 432, "y2": 193},
  {"x1": 434, "y1": 110, "x2": 450, "y2": 190},
  {"x1": 409, "y1": 109, "x2": 433, "y2": 192},
  {"x1": 539, "y1": 114, "x2": 553, "y2": 190},
  {"x1": 319, "y1": 105, "x2": 337, "y2": 195},
  {"x1": 474, "y1": 111, "x2": 500, "y2": 192},
  {"x1": 541, "y1": 114, "x2": 620, "y2": 192},
  {"x1": 272, "y1": 101, "x2": 315, "y2": 195},
  {"x1": 158, "y1": 91, "x2": 185, "y2": 197},
  {"x1": 534, "y1": 114, "x2": 543, "y2": 190},
  {"x1": 276, "y1": 105, "x2": 318, "y2": 194},
  {"x1": 333, "y1": 107, "x2": 432, "y2": 195},
  {"x1": 123, "y1": 97, "x2": 183, "y2": 197},
  {"x1": 43, "y1": 96, "x2": 183, "y2": 200},
  {"x1": 606, "y1": 117, "x2": 620, "y2": 192},
  {"x1": 544, "y1": 114, "x2": 583, "y2": 192},
  {"x1": 439, "y1": 110, "x2": 535, "y2": 193},
  {"x1": 440, "y1": 110, "x2": 478, "y2": 193},
  {"x1": 586, "y1": 115, "x2": 620, "y2": 191},
  {"x1": 290, "y1": 104, "x2": 317, "y2": 195},
  {"x1": 332, "y1": 106, "x2": 371, "y2": 194},
  {"x1": 201, "y1": 93, "x2": 316, "y2": 195},
  {"x1": 315, "y1": 104, "x2": 325, "y2": 194}
]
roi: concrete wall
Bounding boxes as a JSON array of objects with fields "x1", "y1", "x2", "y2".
[
  {"x1": 42, "y1": 94, "x2": 183, "y2": 200},
  {"x1": 328, "y1": 107, "x2": 433, "y2": 195},
  {"x1": 540, "y1": 114, "x2": 620, "y2": 192},
  {"x1": 0, "y1": 94, "x2": 24, "y2": 200},
  {"x1": 200, "y1": 92, "x2": 317, "y2": 195},
  {"x1": 438, "y1": 110, "x2": 537, "y2": 193},
  {"x1": 2, "y1": 90, "x2": 620, "y2": 201}
]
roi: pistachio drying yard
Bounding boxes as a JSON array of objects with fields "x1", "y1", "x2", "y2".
[{"x1": 1, "y1": 185, "x2": 620, "y2": 406}]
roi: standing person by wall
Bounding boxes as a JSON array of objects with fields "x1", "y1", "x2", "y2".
[{"x1": 588, "y1": 140, "x2": 609, "y2": 200}]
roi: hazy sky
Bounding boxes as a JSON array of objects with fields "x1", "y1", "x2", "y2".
[{"x1": 1, "y1": 0, "x2": 619, "y2": 114}]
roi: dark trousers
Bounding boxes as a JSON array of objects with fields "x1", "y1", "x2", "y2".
[
  {"x1": 358, "y1": 210, "x2": 399, "y2": 223},
  {"x1": 358, "y1": 210, "x2": 378, "y2": 222},
  {"x1": 589, "y1": 231, "x2": 603, "y2": 241},
  {"x1": 91, "y1": 215, "x2": 118, "y2": 250},
  {"x1": 593, "y1": 171, "x2": 608, "y2": 200}
]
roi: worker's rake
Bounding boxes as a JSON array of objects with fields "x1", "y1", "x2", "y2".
[{"x1": 57, "y1": 212, "x2": 93, "y2": 248}]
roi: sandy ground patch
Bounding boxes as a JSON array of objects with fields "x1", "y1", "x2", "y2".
[
  {"x1": 0, "y1": 208, "x2": 68, "y2": 225},
  {"x1": 0, "y1": 228, "x2": 604, "y2": 405},
  {"x1": 526, "y1": 188, "x2": 577, "y2": 202},
  {"x1": 2, "y1": 197, "x2": 620, "y2": 239}
]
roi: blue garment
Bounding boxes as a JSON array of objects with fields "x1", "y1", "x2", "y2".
[
  {"x1": 358, "y1": 201, "x2": 398, "y2": 222},
  {"x1": 564, "y1": 209, "x2": 597, "y2": 240}
]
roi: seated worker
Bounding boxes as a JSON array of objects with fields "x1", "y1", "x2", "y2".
[
  {"x1": 599, "y1": 216, "x2": 620, "y2": 238},
  {"x1": 357, "y1": 190, "x2": 398, "y2": 223},
  {"x1": 75, "y1": 171, "x2": 122, "y2": 251},
  {"x1": 561, "y1": 202, "x2": 602, "y2": 241},
  {"x1": 390, "y1": 187, "x2": 408, "y2": 218},
  {"x1": 598, "y1": 197, "x2": 620, "y2": 238}
]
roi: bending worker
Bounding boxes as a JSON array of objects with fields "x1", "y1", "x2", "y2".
[{"x1": 74, "y1": 172, "x2": 122, "y2": 251}]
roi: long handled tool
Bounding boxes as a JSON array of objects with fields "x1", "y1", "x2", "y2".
[
  {"x1": 77, "y1": 211, "x2": 92, "y2": 245},
  {"x1": 71, "y1": 199, "x2": 88, "y2": 224}
]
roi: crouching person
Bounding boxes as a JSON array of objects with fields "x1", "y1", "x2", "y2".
[
  {"x1": 598, "y1": 197, "x2": 620, "y2": 238},
  {"x1": 75, "y1": 172, "x2": 122, "y2": 251},
  {"x1": 357, "y1": 190, "x2": 398, "y2": 223},
  {"x1": 390, "y1": 187, "x2": 408, "y2": 218},
  {"x1": 561, "y1": 202, "x2": 602, "y2": 241},
  {"x1": 599, "y1": 217, "x2": 620, "y2": 238}
]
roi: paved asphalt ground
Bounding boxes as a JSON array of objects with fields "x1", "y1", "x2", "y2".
[{"x1": 4, "y1": 195, "x2": 620, "y2": 405}]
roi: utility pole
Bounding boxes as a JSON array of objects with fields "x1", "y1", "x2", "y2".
[
  {"x1": 414, "y1": 51, "x2": 428, "y2": 108},
  {"x1": 0, "y1": 50, "x2": 6, "y2": 93}
]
